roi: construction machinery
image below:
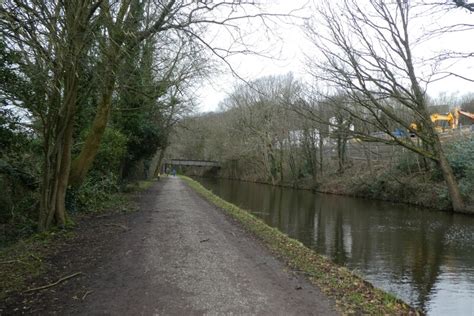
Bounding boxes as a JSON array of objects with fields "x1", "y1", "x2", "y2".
[
  {"x1": 430, "y1": 112, "x2": 457, "y2": 132},
  {"x1": 458, "y1": 109, "x2": 474, "y2": 121},
  {"x1": 410, "y1": 109, "x2": 474, "y2": 132},
  {"x1": 409, "y1": 108, "x2": 474, "y2": 133},
  {"x1": 410, "y1": 112, "x2": 457, "y2": 133}
]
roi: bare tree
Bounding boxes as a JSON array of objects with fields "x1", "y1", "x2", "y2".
[
  {"x1": 304, "y1": 0, "x2": 468, "y2": 212},
  {"x1": 1, "y1": 0, "x2": 288, "y2": 230},
  {"x1": 452, "y1": 0, "x2": 474, "y2": 11},
  {"x1": 221, "y1": 74, "x2": 302, "y2": 184}
]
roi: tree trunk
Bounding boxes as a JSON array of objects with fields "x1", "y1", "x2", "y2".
[
  {"x1": 337, "y1": 137, "x2": 344, "y2": 172},
  {"x1": 418, "y1": 103, "x2": 466, "y2": 212},
  {"x1": 319, "y1": 132, "x2": 324, "y2": 177},
  {"x1": 37, "y1": 1, "x2": 98, "y2": 231},
  {"x1": 365, "y1": 143, "x2": 373, "y2": 175},
  {"x1": 279, "y1": 144, "x2": 284, "y2": 183},
  {"x1": 341, "y1": 136, "x2": 347, "y2": 166},
  {"x1": 69, "y1": 65, "x2": 117, "y2": 188},
  {"x1": 152, "y1": 147, "x2": 167, "y2": 178},
  {"x1": 311, "y1": 148, "x2": 318, "y2": 183},
  {"x1": 38, "y1": 105, "x2": 74, "y2": 230},
  {"x1": 54, "y1": 81, "x2": 77, "y2": 226},
  {"x1": 432, "y1": 137, "x2": 467, "y2": 213},
  {"x1": 38, "y1": 71, "x2": 78, "y2": 231}
]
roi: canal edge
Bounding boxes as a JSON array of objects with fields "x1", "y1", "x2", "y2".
[{"x1": 181, "y1": 175, "x2": 422, "y2": 315}]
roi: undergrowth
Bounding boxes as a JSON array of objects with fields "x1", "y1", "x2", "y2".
[
  {"x1": 0, "y1": 178, "x2": 155, "y2": 302},
  {"x1": 0, "y1": 229, "x2": 73, "y2": 301}
]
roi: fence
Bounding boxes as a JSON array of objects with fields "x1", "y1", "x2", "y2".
[{"x1": 325, "y1": 126, "x2": 473, "y2": 163}]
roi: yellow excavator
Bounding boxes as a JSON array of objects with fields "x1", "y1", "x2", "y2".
[
  {"x1": 410, "y1": 112, "x2": 457, "y2": 133},
  {"x1": 430, "y1": 112, "x2": 457, "y2": 132},
  {"x1": 409, "y1": 108, "x2": 474, "y2": 133}
]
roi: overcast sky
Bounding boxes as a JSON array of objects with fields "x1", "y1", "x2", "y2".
[{"x1": 195, "y1": 0, "x2": 474, "y2": 113}]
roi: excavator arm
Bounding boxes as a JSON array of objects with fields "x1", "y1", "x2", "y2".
[{"x1": 458, "y1": 109, "x2": 474, "y2": 121}]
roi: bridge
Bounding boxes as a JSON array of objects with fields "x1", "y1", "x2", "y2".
[
  {"x1": 164, "y1": 159, "x2": 221, "y2": 168},
  {"x1": 162, "y1": 159, "x2": 220, "y2": 176}
]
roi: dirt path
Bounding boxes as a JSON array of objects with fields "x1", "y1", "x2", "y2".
[{"x1": 3, "y1": 177, "x2": 338, "y2": 315}]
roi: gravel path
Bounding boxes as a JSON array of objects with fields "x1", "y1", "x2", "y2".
[{"x1": 7, "y1": 177, "x2": 338, "y2": 315}]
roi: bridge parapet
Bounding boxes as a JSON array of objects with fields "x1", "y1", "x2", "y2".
[{"x1": 166, "y1": 159, "x2": 220, "y2": 168}]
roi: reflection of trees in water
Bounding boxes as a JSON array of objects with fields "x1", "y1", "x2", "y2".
[
  {"x1": 199, "y1": 178, "x2": 474, "y2": 311},
  {"x1": 333, "y1": 211, "x2": 349, "y2": 263},
  {"x1": 312, "y1": 196, "x2": 357, "y2": 265},
  {"x1": 296, "y1": 191, "x2": 316, "y2": 245},
  {"x1": 268, "y1": 185, "x2": 283, "y2": 229},
  {"x1": 260, "y1": 187, "x2": 317, "y2": 244},
  {"x1": 313, "y1": 206, "x2": 322, "y2": 250},
  {"x1": 309, "y1": 194, "x2": 451, "y2": 311},
  {"x1": 408, "y1": 218, "x2": 449, "y2": 311}
]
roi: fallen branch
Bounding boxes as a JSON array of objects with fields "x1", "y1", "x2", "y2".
[
  {"x1": 0, "y1": 260, "x2": 19, "y2": 265},
  {"x1": 82, "y1": 290, "x2": 93, "y2": 301},
  {"x1": 24, "y1": 272, "x2": 83, "y2": 293},
  {"x1": 200, "y1": 238, "x2": 210, "y2": 243},
  {"x1": 30, "y1": 254, "x2": 42, "y2": 262}
]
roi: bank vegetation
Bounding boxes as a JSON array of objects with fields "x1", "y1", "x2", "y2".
[
  {"x1": 168, "y1": 73, "x2": 474, "y2": 212},
  {"x1": 169, "y1": 0, "x2": 474, "y2": 213},
  {"x1": 0, "y1": 0, "x2": 286, "y2": 245}
]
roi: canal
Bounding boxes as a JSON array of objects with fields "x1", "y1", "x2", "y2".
[{"x1": 195, "y1": 177, "x2": 474, "y2": 315}]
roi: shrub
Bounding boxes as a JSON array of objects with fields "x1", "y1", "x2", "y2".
[
  {"x1": 90, "y1": 127, "x2": 128, "y2": 176},
  {"x1": 431, "y1": 136, "x2": 474, "y2": 203},
  {"x1": 73, "y1": 172, "x2": 120, "y2": 212},
  {"x1": 70, "y1": 127, "x2": 128, "y2": 213},
  {"x1": 445, "y1": 137, "x2": 474, "y2": 179},
  {"x1": 395, "y1": 151, "x2": 423, "y2": 175}
]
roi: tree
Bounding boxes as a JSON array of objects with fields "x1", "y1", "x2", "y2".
[
  {"x1": 1, "y1": 1, "x2": 104, "y2": 230},
  {"x1": 114, "y1": 31, "x2": 207, "y2": 179},
  {"x1": 220, "y1": 74, "x2": 302, "y2": 184},
  {"x1": 452, "y1": 0, "x2": 474, "y2": 11},
  {"x1": 304, "y1": 0, "x2": 468, "y2": 212},
  {"x1": 68, "y1": 0, "x2": 175, "y2": 187},
  {"x1": 68, "y1": 0, "x2": 284, "y2": 188},
  {"x1": 1, "y1": 0, "x2": 283, "y2": 230}
]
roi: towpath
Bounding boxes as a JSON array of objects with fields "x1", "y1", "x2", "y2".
[{"x1": 4, "y1": 177, "x2": 338, "y2": 315}]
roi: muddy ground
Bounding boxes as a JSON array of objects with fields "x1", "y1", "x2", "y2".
[{"x1": 1, "y1": 177, "x2": 337, "y2": 315}]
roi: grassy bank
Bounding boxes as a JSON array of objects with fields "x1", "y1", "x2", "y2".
[
  {"x1": 205, "y1": 164, "x2": 468, "y2": 212},
  {"x1": 313, "y1": 165, "x2": 453, "y2": 211},
  {"x1": 182, "y1": 175, "x2": 419, "y2": 315}
]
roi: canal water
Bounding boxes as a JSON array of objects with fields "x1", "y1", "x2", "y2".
[{"x1": 195, "y1": 177, "x2": 474, "y2": 315}]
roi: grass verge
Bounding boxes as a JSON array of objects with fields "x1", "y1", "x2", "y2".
[{"x1": 182, "y1": 175, "x2": 420, "y2": 315}]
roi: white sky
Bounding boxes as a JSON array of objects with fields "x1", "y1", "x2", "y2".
[{"x1": 195, "y1": 0, "x2": 474, "y2": 113}]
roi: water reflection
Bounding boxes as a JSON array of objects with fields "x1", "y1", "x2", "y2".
[{"x1": 196, "y1": 177, "x2": 474, "y2": 315}]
